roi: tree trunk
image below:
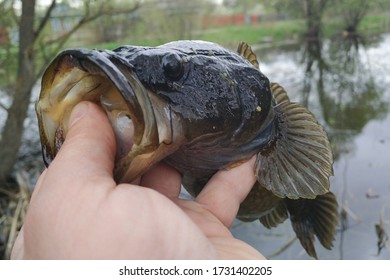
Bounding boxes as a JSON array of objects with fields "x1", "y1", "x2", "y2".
[{"x1": 0, "y1": 0, "x2": 36, "y2": 182}]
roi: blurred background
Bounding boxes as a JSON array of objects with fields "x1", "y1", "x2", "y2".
[{"x1": 1, "y1": 0, "x2": 389, "y2": 259}]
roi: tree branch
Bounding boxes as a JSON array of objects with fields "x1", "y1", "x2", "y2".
[
  {"x1": 34, "y1": 0, "x2": 57, "y2": 41},
  {"x1": 35, "y1": 1, "x2": 140, "y2": 80},
  {"x1": 0, "y1": 0, "x2": 19, "y2": 26}
]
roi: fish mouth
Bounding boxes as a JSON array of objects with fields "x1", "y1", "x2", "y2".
[{"x1": 36, "y1": 49, "x2": 183, "y2": 183}]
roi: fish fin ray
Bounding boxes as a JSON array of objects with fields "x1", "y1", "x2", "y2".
[
  {"x1": 256, "y1": 83, "x2": 333, "y2": 199},
  {"x1": 259, "y1": 202, "x2": 288, "y2": 229},
  {"x1": 237, "y1": 42, "x2": 259, "y2": 68},
  {"x1": 286, "y1": 192, "x2": 339, "y2": 258},
  {"x1": 271, "y1": 82, "x2": 290, "y2": 104}
]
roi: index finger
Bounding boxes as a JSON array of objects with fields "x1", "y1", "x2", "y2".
[{"x1": 195, "y1": 156, "x2": 257, "y2": 227}]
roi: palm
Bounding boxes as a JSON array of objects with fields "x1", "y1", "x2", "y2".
[{"x1": 11, "y1": 102, "x2": 264, "y2": 260}]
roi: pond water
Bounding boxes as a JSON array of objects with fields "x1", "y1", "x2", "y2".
[
  {"x1": 5, "y1": 33, "x2": 390, "y2": 260},
  {"x1": 231, "y1": 33, "x2": 390, "y2": 259}
]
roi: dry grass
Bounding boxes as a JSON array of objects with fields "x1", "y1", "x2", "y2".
[{"x1": 0, "y1": 171, "x2": 31, "y2": 259}]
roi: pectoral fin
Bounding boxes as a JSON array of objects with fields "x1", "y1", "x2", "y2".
[{"x1": 256, "y1": 83, "x2": 334, "y2": 199}]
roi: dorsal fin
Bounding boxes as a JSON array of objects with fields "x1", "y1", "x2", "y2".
[
  {"x1": 237, "y1": 42, "x2": 259, "y2": 68},
  {"x1": 271, "y1": 82, "x2": 290, "y2": 104}
]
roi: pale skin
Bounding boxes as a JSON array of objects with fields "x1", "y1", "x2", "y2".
[{"x1": 11, "y1": 101, "x2": 265, "y2": 259}]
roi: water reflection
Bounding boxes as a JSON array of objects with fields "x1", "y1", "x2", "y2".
[
  {"x1": 300, "y1": 35, "x2": 389, "y2": 161},
  {"x1": 232, "y1": 33, "x2": 390, "y2": 259},
  {"x1": 302, "y1": 36, "x2": 389, "y2": 259}
]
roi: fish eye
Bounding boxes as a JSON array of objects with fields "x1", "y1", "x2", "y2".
[{"x1": 162, "y1": 53, "x2": 184, "y2": 80}]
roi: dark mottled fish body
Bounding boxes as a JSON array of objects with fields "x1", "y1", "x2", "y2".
[{"x1": 36, "y1": 40, "x2": 338, "y2": 258}]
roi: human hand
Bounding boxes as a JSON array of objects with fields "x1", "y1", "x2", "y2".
[{"x1": 11, "y1": 101, "x2": 264, "y2": 259}]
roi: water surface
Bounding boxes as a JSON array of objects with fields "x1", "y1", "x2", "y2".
[{"x1": 232, "y1": 33, "x2": 390, "y2": 260}]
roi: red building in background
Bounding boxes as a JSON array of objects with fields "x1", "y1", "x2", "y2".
[
  {"x1": 201, "y1": 13, "x2": 260, "y2": 28},
  {"x1": 0, "y1": 28, "x2": 9, "y2": 45}
]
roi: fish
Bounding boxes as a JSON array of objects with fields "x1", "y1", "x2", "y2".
[{"x1": 36, "y1": 40, "x2": 338, "y2": 259}]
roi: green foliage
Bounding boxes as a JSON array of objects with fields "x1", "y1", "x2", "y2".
[
  {"x1": 328, "y1": 0, "x2": 371, "y2": 32},
  {"x1": 199, "y1": 20, "x2": 304, "y2": 47},
  {"x1": 258, "y1": 0, "x2": 388, "y2": 36},
  {"x1": 135, "y1": 0, "x2": 215, "y2": 42}
]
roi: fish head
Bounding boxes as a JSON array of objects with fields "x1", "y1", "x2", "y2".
[
  {"x1": 121, "y1": 41, "x2": 274, "y2": 138},
  {"x1": 36, "y1": 47, "x2": 188, "y2": 183},
  {"x1": 114, "y1": 41, "x2": 275, "y2": 175},
  {"x1": 36, "y1": 40, "x2": 274, "y2": 183}
]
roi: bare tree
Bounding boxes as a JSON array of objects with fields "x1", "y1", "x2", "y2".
[
  {"x1": 300, "y1": 0, "x2": 329, "y2": 38},
  {"x1": 0, "y1": 0, "x2": 139, "y2": 183},
  {"x1": 0, "y1": 0, "x2": 37, "y2": 182},
  {"x1": 259, "y1": 0, "x2": 330, "y2": 38},
  {"x1": 139, "y1": 0, "x2": 215, "y2": 41}
]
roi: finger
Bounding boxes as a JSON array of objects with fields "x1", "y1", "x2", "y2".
[
  {"x1": 43, "y1": 101, "x2": 116, "y2": 192},
  {"x1": 140, "y1": 162, "x2": 182, "y2": 198},
  {"x1": 29, "y1": 169, "x2": 47, "y2": 199},
  {"x1": 10, "y1": 226, "x2": 24, "y2": 259},
  {"x1": 195, "y1": 156, "x2": 257, "y2": 227}
]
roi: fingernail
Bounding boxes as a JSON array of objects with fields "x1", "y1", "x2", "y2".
[{"x1": 69, "y1": 102, "x2": 89, "y2": 127}]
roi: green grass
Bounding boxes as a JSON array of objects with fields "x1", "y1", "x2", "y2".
[
  {"x1": 90, "y1": 19, "x2": 305, "y2": 50},
  {"x1": 359, "y1": 13, "x2": 390, "y2": 33},
  {"x1": 323, "y1": 13, "x2": 390, "y2": 36},
  {"x1": 198, "y1": 20, "x2": 305, "y2": 47},
  {"x1": 92, "y1": 12, "x2": 389, "y2": 51}
]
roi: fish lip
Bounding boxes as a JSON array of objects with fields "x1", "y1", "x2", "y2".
[{"x1": 36, "y1": 48, "x2": 164, "y2": 182}]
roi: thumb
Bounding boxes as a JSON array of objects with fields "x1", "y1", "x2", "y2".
[{"x1": 47, "y1": 101, "x2": 116, "y2": 185}]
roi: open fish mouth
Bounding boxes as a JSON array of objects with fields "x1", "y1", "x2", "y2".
[{"x1": 36, "y1": 49, "x2": 181, "y2": 183}]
